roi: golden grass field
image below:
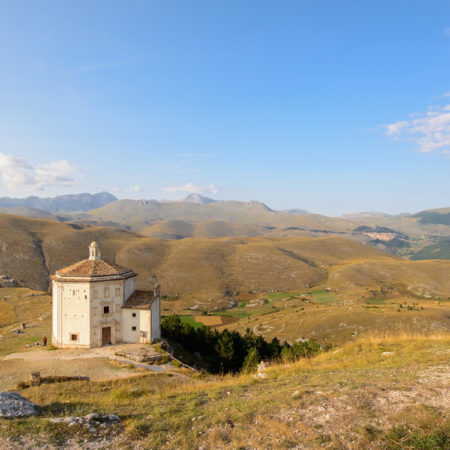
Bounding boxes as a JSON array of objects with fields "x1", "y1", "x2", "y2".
[
  {"x1": 0, "y1": 332, "x2": 448, "y2": 448},
  {"x1": 0, "y1": 288, "x2": 52, "y2": 358},
  {"x1": 0, "y1": 212, "x2": 449, "y2": 352},
  {"x1": 2, "y1": 214, "x2": 450, "y2": 311},
  {"x1": 216, "y1": 290, "x2": 450, "y2": 345}
]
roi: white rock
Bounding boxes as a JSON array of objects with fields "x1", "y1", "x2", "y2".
[{"x1": 0, "y1": 392, "x2": 38, "y2": 418}]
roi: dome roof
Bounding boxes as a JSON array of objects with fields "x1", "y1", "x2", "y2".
[
  {"x1": 54, "y1": 259, "x2": 136, "y2": 280},
  {"x1": 52, "y1": 241, "x2": 137, "y2": 282}
]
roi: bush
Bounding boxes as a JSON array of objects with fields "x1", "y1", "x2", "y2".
[
  {"x1": 241, "y1": 347, "x2": 260, "y2": 374},
  {"x1": 162, "y1": 315, "x2": 320, "y2": 374}
]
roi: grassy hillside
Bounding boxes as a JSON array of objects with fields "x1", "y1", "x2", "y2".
[
  {"x1": 411, "y1": 237, "x2": 450, "y2": 260},
  {"x1": 413, "y1": 208, "x2": 450, "y2": 226},
  {"x1": 0, "y1": 214, "x2": 449, "y2": 313},
  {"x1": 69, "y1": 200, "x2": 450, "y2": 260},
  {"x1": 1, "y1": 333, "x2": 448, "y2": 448},
  {"x1": 216, "y1": 288, "x2": 449, "y2": 345},
  {"x1": 0, "y1": 287, "x2": 52, "y2": 358}
]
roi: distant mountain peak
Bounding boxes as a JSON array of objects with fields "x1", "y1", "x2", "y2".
[
  {"x1": 245, "y1": 200, "x2": 273, "y2": 211},
  {"x1": 0, "y1": 192, "x2": 117, "y2": 213},
  {"x1": 182, "y1": 193, "x2": 217, "y2": 204}
]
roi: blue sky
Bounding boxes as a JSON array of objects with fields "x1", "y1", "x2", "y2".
[{"x1": 0, "y1": 0, "x2": 449, "y2": 215}]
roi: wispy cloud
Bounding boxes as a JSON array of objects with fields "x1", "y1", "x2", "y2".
[
  {"x1": 0, "y1": 153, "x2": 78, "y2": 191},
  {"x1": 111, "y1": 185, "x2": 142, "y2": 193},
  {"x1": 162, "y1": 182, "x2": 219, "y2": 195},
  {"x1": 78, "y1": 60, "x2": 129, "y2": 72},
  {"x1": 382, "y1": 102, "x2": 450, "y2": 154}
]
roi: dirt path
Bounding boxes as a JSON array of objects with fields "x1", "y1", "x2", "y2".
[
  {"x1": 0, "y1": 343, "x2": 173, "y2": 391},
  {"x1": 2, "y1": 343, "x2": 159, "y2": 362}
]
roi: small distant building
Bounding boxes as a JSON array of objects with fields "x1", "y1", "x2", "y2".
[{"x1": 51, "y1": 241, "x2": 160, "y2": 348}]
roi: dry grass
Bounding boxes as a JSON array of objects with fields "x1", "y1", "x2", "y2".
[
  {"x1": 1, "y1": 214, "x2": 449, "y2": 313},
  {"x1": 194, "y1": 316, "x2": 224, "y2": 326},
  {"x1": 0, "y1": 288, "x2": 51, "y2": 331},
  {"x1": 0, "y1": 332, "x2": 448, "y2": 448},
  {"x1": 217, "y1": 289, "x2": 449, "y2": 345}
]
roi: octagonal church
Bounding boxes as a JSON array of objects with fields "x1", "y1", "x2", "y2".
[{"x1": 51, "y1": 241, "x2": 161, "y2": 348}]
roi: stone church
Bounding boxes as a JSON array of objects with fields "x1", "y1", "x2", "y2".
[{"x1": 51, "y1": 241, "x2": 161, "y2": 348}]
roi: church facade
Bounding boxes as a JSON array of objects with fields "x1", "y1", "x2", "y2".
[{"x1": 51, "y1": 241, "x2": 160, "y2": 348}]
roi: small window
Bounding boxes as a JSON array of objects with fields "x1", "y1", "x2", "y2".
[
  {"x1": 72, "y1": 290, "x2": 76, "y2": 296},
  {"x1": 104, "y1": 287, "x2": 110, "y2": 297},
  {"x1": 93, "y1": 290, "x2": 98, "y2": 299},
  {"x1": 103, "y1": 306, "x2": 110, "y2": 314},
  {"x1": 70, "y1": 333, "x2": 78, "y2": 341},
  {"x1": 84, "y1": 295, "x2": 87, "y2": 300},
  {"x1": 132, "y1": 326, "x2": 137, "y2": 331},
  {"x1": 115, "y1": 288, "x2": 120, "y2": 297},
  {"x1": 132, "y1": 312, "x2": 136, "y2": 317}
]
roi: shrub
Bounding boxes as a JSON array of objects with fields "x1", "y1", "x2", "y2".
[{"x1": 162, "y1": 315, "x2": 320, "y2": 374}]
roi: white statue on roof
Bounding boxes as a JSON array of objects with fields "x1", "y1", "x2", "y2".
[{"x1": 51, "y1": 241, "x2": 161, "y2": 348}]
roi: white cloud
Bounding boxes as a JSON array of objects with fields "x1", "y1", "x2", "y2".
[
  {"x1": 111, "y1": 185, "x2": 142, "y2": 193},
  {"x1": 0, "y1": 153, "x2": 78, "y2": 191},
  {"x1": 382, "y1": 103, "x2": 450, "y2": 153},
  {"x1": 162, "y1": 182, "x2": 219, "y2": 195},
  {"x1": 128, "y1": 185, "x2": 142, "y2": 192}
]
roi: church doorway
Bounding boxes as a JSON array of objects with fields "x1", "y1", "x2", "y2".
[{"x1": 102, "y1": 327, "x2": 111, "y2": 345}]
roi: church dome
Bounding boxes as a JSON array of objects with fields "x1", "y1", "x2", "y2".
[{"x1": 52, "y1": 242, "x2": 136, "y2": 281}]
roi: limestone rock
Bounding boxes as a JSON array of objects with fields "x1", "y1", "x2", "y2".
[
  {"x1": 49, "y1": 413, "x2": 120, "y2": 427},
  {"x1": 0, "y1": 392, "x2": 39, "y2": 418}
]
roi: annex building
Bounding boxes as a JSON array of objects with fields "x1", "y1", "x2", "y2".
[{"x1": 51, "y1": 241, "x2": 160, "y2": 348}]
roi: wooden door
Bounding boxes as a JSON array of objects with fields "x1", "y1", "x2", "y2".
[{"x1": 102, "y1": 327, "x2": 111, "y2": 345}]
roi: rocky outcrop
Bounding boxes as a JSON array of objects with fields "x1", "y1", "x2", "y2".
[
  {"x1": 50, "y1": 413, "x2": 120, "y2": 430},
  {"x1": 0, "y1": 392, "x2": 39, "y2": 418},
  {"x1": 0, "y1": 275, "x2": 19, "y2": 288}
]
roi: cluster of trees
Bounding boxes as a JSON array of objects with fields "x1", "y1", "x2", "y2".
[{"x1": 161, "y1": 315, "x2": 321, "y2": 374}]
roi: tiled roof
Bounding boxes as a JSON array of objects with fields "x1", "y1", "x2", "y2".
[
  {"x1": 54, "y1": 259, "x2": 136, "y2": 279},
  {"x1": 122, "y1": 290, "x2": 156, "y2": 309}
]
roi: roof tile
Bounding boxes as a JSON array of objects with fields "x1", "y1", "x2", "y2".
[
  {"x1": 122, "y1": 290, "x2": 155, "y2": 309},
  {"x1": 55, "y1": 259, "x2": 136, "y2": 279}
]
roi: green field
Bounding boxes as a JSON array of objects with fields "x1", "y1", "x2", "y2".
[
  {"x1": 162, "y1": 315, "x2": 205, "y2": 330},
  {"x1": 306, "y1": 289, "x2": 336, "y2": 304},
  {"x1": 267, "y1": 291, "x2": 303, "y2": 301},
  {"x1": 365, "y1": 298, "x2": 386, "y2": 305}
]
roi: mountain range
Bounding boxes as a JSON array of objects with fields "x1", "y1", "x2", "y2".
[
  {"x1": 0, "y1": 191, "x2": 117, "y2": 213},
  {"x1": 0, "y1": 192, "x2": 449, "y2": 260}
]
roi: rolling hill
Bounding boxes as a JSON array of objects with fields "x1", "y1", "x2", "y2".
[
  {"x1": 1, "y1": 193, "x2": 448, "y2": 260},
  {"x1": 0, "y1": 214, "x2": 449, "y2": 311},
  {"x1": 74, "y1": 199, "x2": 450, "y2": 260}
]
